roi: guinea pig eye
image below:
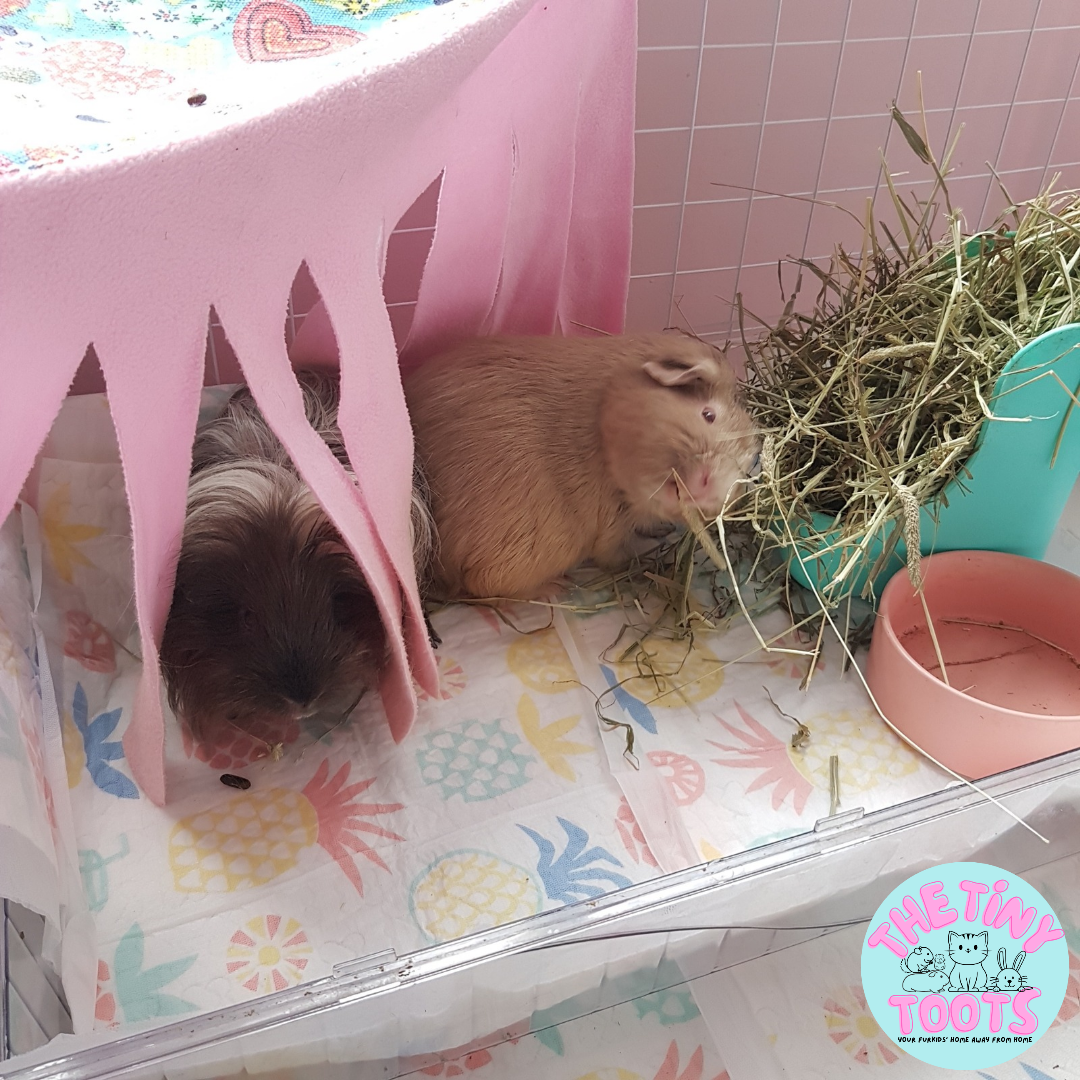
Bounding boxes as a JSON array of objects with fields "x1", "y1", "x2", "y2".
[
  {"x1": 238, "y1": 607, "x2": 256, "y2": 633},
  {"x1": 702, "y1": 407, "x2": 716, "y2": 424}
]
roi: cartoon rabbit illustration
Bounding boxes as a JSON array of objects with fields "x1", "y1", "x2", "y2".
[
  {"x1": 990, "y1": 948, "x2": 1030, "y2": 992},
  {"x1": 901, "y1": 945, "x2": 949, "y2": 992},
  {"x1": 946, "y1": 932, "x2": 991, "y2": 991}
]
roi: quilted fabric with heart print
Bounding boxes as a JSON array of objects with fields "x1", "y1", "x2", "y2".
[{"x1": 0, "y1": 0, "x2": 482, "y2": 175}]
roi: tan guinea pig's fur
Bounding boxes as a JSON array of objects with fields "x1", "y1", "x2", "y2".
[{"x1": 405, "y1": 332, "x2": 760, "y2": 601}]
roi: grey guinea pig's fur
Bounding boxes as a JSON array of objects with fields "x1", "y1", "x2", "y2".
[
  {"x1": 404, "y1": 332, "x2": 760, "y2": 601},
  {"x1": 160, "y1": 369, "x2": 435, "y2": 744}
]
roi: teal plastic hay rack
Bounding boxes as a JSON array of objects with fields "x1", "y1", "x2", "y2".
[{"x1": 780, "y1": 321, "x2": 1080, "y2": 603}]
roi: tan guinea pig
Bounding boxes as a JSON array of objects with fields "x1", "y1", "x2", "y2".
[{"x1": 404, "y1": 332, "x2": 761, "y2": 600}]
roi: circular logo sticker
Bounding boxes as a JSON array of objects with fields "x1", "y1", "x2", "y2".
[{"x1": 861, "y1": 862, "x2": 1068, "y2": 1070}]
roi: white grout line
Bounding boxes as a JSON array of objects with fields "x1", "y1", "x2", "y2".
[
  {"x1": 728, "y1": 0, "x2": 785, "y2": 336},
  {"x1": 665, "y1": 0, "x2": 710, "y2": 329},
  {"x1": 943, "y1": 1, "x2": 981, "y2": 170},
  {"x1": 797, "y1": 0, "x2": 853, "y2": 278},
  {"x1": 1038, "y1": 43, "x2": 1080, "y2": 192},
  {"x1": 685, "y1": 27, "x2": 1080, "y2": 48},
  {"x1": 977, "y1": 0, "x2": 1041, "y2": 226},
  {"x1": 634, "y1": 98, "x2": 1080, "y2": 136},
  {"x1": 868, "y1": 0, "x2": 925, "y2": 213}
]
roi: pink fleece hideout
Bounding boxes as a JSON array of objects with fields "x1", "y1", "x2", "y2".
[{"x1": 0, "y1": 0, "x2": 636, "y2": 806}]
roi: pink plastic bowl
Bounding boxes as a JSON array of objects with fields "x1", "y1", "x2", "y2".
[{"x1": 866, "y1": 550, "x2": 1080, "y2": 780}]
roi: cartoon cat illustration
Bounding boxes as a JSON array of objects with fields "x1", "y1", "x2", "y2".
[
  {"x1": 901, "y1": 945, "x2": 949, "y2": 992},
  {"x1": 947, "y1": 931, "x2": 990, "y2": 991}
]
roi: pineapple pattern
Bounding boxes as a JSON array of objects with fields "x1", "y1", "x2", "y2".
[
  {"x1": 792, "y1": 708, "x2": 919, "y2": 794},
  {"x1": 169, "y1": 759, "x2": 404, "y2": 896},
  {"x1": 416, "y1": 718, "x2": 534, "y2": 802},
  {"x1": 411, "y1": 849, "x2": 542, "y2": 942}
]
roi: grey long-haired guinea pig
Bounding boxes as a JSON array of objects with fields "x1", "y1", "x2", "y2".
[
  {"x1": 159, "y1": 370, "x2": 435, "y2": 743},
  {"x1": 404, "y1": 332, "x2": 760, "y2": 601}
]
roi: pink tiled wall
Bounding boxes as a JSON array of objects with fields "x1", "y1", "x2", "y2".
[
  {"x1": 629, "y1": 0, "x2": 1080, "y2": 344},
  {"x1": 64, "y1": 0, "x2": 1080, "y2": 395}
]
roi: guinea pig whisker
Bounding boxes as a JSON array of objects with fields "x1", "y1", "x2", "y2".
[
  {"x1": 705, "y1": 430, "x2": 766, "y2": 444},
  {"x1": 221, "y1": 715, "x2": 273, "y2": 752}
]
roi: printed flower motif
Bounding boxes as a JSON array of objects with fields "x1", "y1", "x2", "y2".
[
  {"x1": 824, "y1": 985, "x2": 900, "y2": 1066},
  {"x1": 63, "y1": 611, "x2": 116, "y2": 674},
  {"x1": 417, "y1": 655, "x2": 467, "y2": 701},
  {"x1": 518, "y1": 694, "x2": 592, "y2": 782},
  {"x1": 519, "y1": 816, "x2": 632, "y2": 905},
  {"x1": 40, "y1": 483, "x2": 104, "y2": 583},
  {"x1": 646, "y1": 750, "x2": 705, "y2": 806},
  {"x1": 615, "y1": 797, "x2": 657, "y2": 868},
  {"x1": 94, "y1": 959, "x2": 117, "y2": 1028},
  {"x1": 0, "y1": 0, "x2": 29, "y2": 15},
  {"x1": 708, "y1": 702, "x2": 812, "y2": 814},
  {"x1": 227, "y1": 915, "x2": 311, "y2": 994}
]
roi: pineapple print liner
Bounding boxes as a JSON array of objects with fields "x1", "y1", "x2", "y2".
[{"x1": 169, "y1": 758, "x2": 404, "y2": 896}]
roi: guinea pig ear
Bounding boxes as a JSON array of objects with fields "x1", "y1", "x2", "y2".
[{"x1": 643, "y1": 356, "x2": 718, "y2": 389}]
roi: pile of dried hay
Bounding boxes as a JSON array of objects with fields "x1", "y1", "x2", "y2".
[{"x1": 726, "y1": 107, "x2": 1080, "y2": 602}]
